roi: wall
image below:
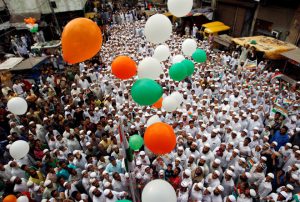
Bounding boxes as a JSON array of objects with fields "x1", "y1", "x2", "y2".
[
  {"x1": 5, "y1": 0, "x2": 86, "y2": 15},
  {"x1": 257, "y1": 5, "x2": 295, "y2": 40},
  {"x1": 286, "y1": 6, "x2": 300, "y2": 46}
]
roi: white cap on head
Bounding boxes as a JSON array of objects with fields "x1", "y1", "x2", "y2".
[
  {"x1": 287, "y1": 184, "x2": 294, "y2": 190},
  {"x1": 250, "y1": 189, "x2": 256, "y2": 197},
  {"x1": 44, "y1": 179, "x2": 52, "y2": 186},
  {"x1": 280, "y1": 191, "x2": 288, "y2": 199},
  {"x1": 103, "y1": 189, "x2": 111, "y2": 196},
  {"x1": 226, "y1": 170, "x2": 233, "y2": 176},
  {"x1": 217, "y1": 185, "x2": 224, "y2": 192},
  {"x1": 139, "y1": 151, "x2": 145, "y2": 155},
  {"x1": 228, "y1": 195, "x2": 236, "y2": 202},
  {"x1": 267, "y1": 173, "x2": 274, "y2": 179},
  {"x1": 214, "y1": 159, "x2": 221, "y2": 164},
  {"x1": 27, "y1": 181, "x2": 33, "y2": 187},
  {"x1": 184, "y1": 169, "x2": 191, "y2": 176},
  {"x1": 181, "y1": 181, "x2": 188, "y2": 187}
]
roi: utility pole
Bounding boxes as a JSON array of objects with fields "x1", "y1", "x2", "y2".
[{"x1": 47, "y1": 0, "x2": 61, "y2": 36}]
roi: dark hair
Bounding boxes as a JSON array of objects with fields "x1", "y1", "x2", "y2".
[
  {"x1": 282, "y1": 125, "x2": 288, "y2": 131},
  {"x1": 245, "y1": 137, "x2": 251, "y2": 143}
]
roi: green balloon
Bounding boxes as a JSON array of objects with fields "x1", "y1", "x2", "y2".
[
  {"x1": 192, "y1": 49, "x2": 207, "y2": 63},
  {"x1": 169, "y1": 62, "x2": 187, "y2": 81},
  {"x1": 117, "y1": 200, "x2": 132, "y2": 202},
  {"x1": 129, "y1": 134, "x2": 144, "y2": 151},
  {"x1": 131, "y1": 79, "x2": 163, "y2": 106},
  {"x1": 181, "y1": 59, "x2": 195, "y2": 76}
]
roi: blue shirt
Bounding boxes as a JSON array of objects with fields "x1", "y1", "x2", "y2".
[
  {"x1": 270, "y1": 130, "x2": 289, "y2": 151},
  {"x1": 105, "y1": 160, "x2": 124, "y2": 174}
]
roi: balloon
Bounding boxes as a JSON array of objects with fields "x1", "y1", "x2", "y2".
[
  {"x1": 169, "y1": 63, "x2": 187, "y2": 81},
  {"x1": 167, "y1": 0, "x2": 193, "y2": 17},
  {"x1": 172, "y1": 54, "x2": 185, "y2": 64},
  {"x1": 146, "y1": 115, "x2": 162, "y2": 127},
  {"x1": 152, "y1": 97, "x2": 163, "y2": 109},
  {"x1": 181, "y1": 59, "x2": 195, "y2": 76},
  {"x1": 145, "y1": 14, "x2": 172, "y2": 44},
  {"x1": 162, "y1": 95, "x2": 179, "y2": 112},
  {"x1": 129, "y1": 135, "x2": 144, "y2": 151},
  {"x1": 153, "y1": 45, "x2": 170, "y2": 62},
  {"x1": 3, "y1": 195, "x2": 17, "y2": 202},
  {"x1": 182, "y1": 38, "x2": 197, "y2": 56},
  {"x1": 170, "y1": 91, "x2": 184, "y2": 106},
  {"x1": 62, "y1": 18, "x2": 102, "y2": 64},
  {"x1": 112, "y1": 56, "x2": 137, "y2": 79},
  {"x1": 144, "y1": 122, "x2": 176, "y2": 155},
  {"x1": 192, "y1": 49, "x2": 207, "y2": 63},
  {"x1": 138, "y1": 57, "x2": 162, "y2": 80},
  {"x1": 7, "y1": 97, "x2": 28, "y2": 115},
  {"x1": 131, "y1": 79, "x2": 163, "y2": 106},
  {"x1": 142, "y1": 179, "x2": 176, "y2": 202},
  {"x1": 9, "y1": 140, "x2": 29, "y2": 160},
  {"x1": 33, "y1": 23, "x2": 38, "y2": 28},
  {"x1": 17, "y1": 196, "x2": 29, "y2": 202}
]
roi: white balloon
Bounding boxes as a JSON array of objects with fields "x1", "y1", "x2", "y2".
[
  {"x1": 138, "y1": 57, "x2": 163, "y2": 80},
  {"x1": 172, "y1": 54, "x2": 185, "y2": 64},
  {"x1": 171, "y1": 91, "x2": 184, "y2": 106},
  {"x1": 153, "y1": 45, "x2": 170, "y2": 62},
  {"x1": 145, "y1": 14, "x2": 172, "y2": 44},
  {"x1": 167, "y1": 0, "x2": 193, "y2": 17},
  {"x1": 9, "y1": 140, "x2": 29, "y2": 160},
  {"x1": 182, "y1": 38, "x2": 197, "y2": 56},
  {"x1": 7, "y1": 97, "x2": 28, "y2": 115},
  {"x1": 162, "y1": 95, "x2": 179, "y2": 112},
  {"x1": 17, "y1": 196, "x2": 29, "y2": 202},
  {"x1": 142, "y1": 179, "x2": 176, "y2": 202},
  {"x1": 146, "y1": 115, "x2": 162, "y2": 127}
]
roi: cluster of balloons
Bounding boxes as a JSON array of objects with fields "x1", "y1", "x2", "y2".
[
  {"x1": 24, "y1": 17, "x2": 38, "y2": 33},
  {"x1": 61, "y1": 18, "x2": 103, "y2": 64},
  {"x1": 3, "y1": 195, "x2": 29, "y2": 202},
  {"x1": 7, "y1": 97, "x2": 28, "y2": 115}
]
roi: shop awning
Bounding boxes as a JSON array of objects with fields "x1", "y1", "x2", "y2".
[
  {"x1": 280, "y1": 48, "x2": 300, "y2": 64},
  {"x1": 232, "y1": 36, "x2": 297, "y2": 59},
  {"x1": 0, "y1": 57, "x2": 24, "y2": 70},
  {"x1": 11, "y1": 57, "x2": 48, "y2": 71}
]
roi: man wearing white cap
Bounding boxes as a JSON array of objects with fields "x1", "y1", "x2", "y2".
[
  {"x1": 134, "y1": 151, "x2": 149, "y2": 166},
  {"x1": 258, "y1": 173, "x2": 274, "y2": 198},
  {"x1": 264, "y1": 191, "x2": 288, "y2": 201},
  {"x1": 221, "y1": 170, "x2": 234, "y2": 196},
  {"x1": 177, "y1": 181, "x2": 189, "y2": 202},
  {"x1": 190, "y1": 182, "x2": 203, "y2": 201},
  {"x1": 224, "y1": 195, "x2": 236, "y2": 202},
  {"x1": 103, "y1": 189, "x2": 127, "y2": 202},
  {"x1": 90, "y1": 186, "x2": 105, "y2": 202},
  {"x1": 11, "y1": 176, "x2": 28, "y2": 192},
  {"x1": 211, "y1": 185, "x2": 224, "y2": 202},
  {"x1": 181, "y1": 169, "x2": 193, "y2": 189},
  {"x1": 205, "y1": 170, "x2": 221, "y2": 189}
]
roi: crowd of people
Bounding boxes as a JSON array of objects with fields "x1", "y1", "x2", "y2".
[{"x1": 0, "y1": 6, "x2": 300, "y2": 202}]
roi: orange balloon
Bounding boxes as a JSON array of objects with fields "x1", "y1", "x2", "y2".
[
  {"x1": 62, "y1": 18, "x2": 102, "y2": 64},
  {"x1": 152, "y1": 97, "x2": 163, "y2": 108},
  {"x1": 144, "y1": 122, "x2": 176, "y2": 155},
  {"x1": 3, "y1": 195, "x2": 17, "y2": 202},
  {"x1": 111, "y1": 56, "x2": 137, "y2": 79}
]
